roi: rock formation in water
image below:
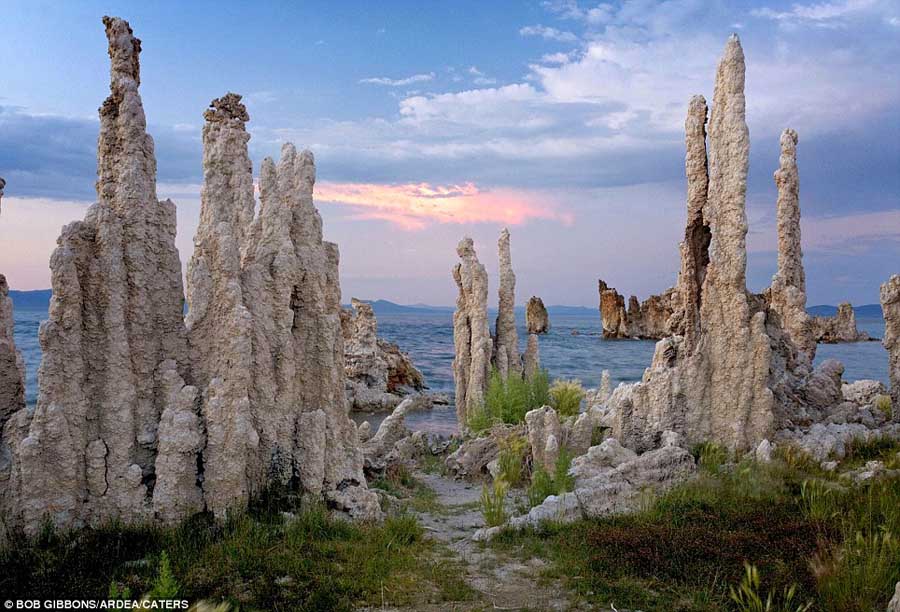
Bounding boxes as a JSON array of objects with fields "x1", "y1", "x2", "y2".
[
  {"x1": 811, "y1": 303, "x2": 872, "y2": 343},
  {"x1": 883, "y1": 276, "x2": 900, "y2": 418},
  {"x1": 342, "y1": 299, "x2": 424, "y2": 412},
  {"x1": 598, "y1": 280, "x2": 674, "y2": 339},
  {"x1": 767, "y1": 128, "x2": 815, "y2": 362},
  {"x1": 453, "y1": 238, "x2": 492, "y2": 426},
  {"x1": 598, "y1": 280, "x2": 628, "y2": 338},
  {"x1": 2, "y1": 17, "x2": 192, "y2": 533},
  {"x1": 0, "y1": 18, "x2": 379, "y2": 535},
  {"x1": 526, "y1": 296, "x2": 550, "y2": 334},
  {"x1": 493, "y1": 229, "x2": 521, "y2": 379},
  {"x1": 607, "y1": 35, "x2": 798, "y2": 452},
  {"x1": 0, "y1": 178, "x2": 5, "y2": 215}
]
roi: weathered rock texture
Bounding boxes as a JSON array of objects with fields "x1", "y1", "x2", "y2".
[
  {"x1": 598, "y1": 280, "x2": 674, "y2": 339},
  {"x1": 342, "y1": 299, "x2": 424, "y2": 412},
  {"x1": 767, "y1": 128, "x2": 815, "y2": 362},
  {"x1": 523, "y1": 333, "x2": 541, "y2": 379},
  {"x1": 811, "y1": 303, "x2": 872, "y2": 343},
  {"x1": 493, "y1": 229, "x2": 521, "y2": 379},
  {"x1": 598, "y1": 280, "x2": 628, "y2": 338},
  {"x1": 1, "y1": 17, "x2": 379, "y2": 535},
  {"x1": 1, "y1": 17, "x2": 192, "y2": 533},
  {"x1": 474, "y1": 435, "x2": 696, "y2": 540},
  {"x1": 453, "y1": 238, "x2": 492, "y2": 425},
  {"x1": 525, "y1": 296, "x2": 550, "y2": 334},
  {"x1": 607, "y1": 35, "x2": 806, "y2": 452},
  {"x1": 883, "y1": 275, "x2": 900, "y2": 418},
  {"x1": 0, "y1": 275, "x2": 25, "y2": 436}
]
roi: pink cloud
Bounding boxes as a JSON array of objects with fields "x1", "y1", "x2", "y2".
[{"x1": 315, "y1": 181, "x2": 570, "y2": 230}]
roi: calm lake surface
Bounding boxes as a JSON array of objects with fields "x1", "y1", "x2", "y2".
[{"x1": 13, "y1": 308, "x2": 888, "y2": 435}]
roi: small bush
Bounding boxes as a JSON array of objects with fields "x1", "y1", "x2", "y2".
[
  {"x1": 729, "y1": 562, "x2": 812, "y2": 612},
  {"x1": 549, "y1": 379, "x2": 585, "y2": 418},
  {"x1": 469, "y1": 368, "x2": 553, "y2": 431},
  {"x1": 874, "y1": 395, "x2": 893, "y2": 420},
  {"x1": 497, "y1": 434, "x2": 528, "y2": 486},
  {"x1": 466, "y1": 402, "x2": 495, "y2": 434},
  {"x1": 693, "y1": 441, "x2": 729, "y2": 474},
  {"x1": 481, "y1": 478, "x2": 509, "y2": 527},
  {"x1": 527, "y1": 448, "x2": 575, "y2": 508},
  {"x1": 147, "y1": 550, "x2": 180, "y2": 600},
  {"x1": 553, "y1": 448, "x2": 575, "y2": 495},
  {"x1": 527, "y1": 468, "x2": 556, "y2": 508}
]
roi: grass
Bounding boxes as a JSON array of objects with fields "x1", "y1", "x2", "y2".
[
  {"x1": 526, "y1": 447, "x2": 575, "y2": 508},
  {"x1": 490, "y1": 439, "x2": 900, "y2": 612},
  {"x1": 729, "y1": 562, "x2": 812, "y2": 612},
  {"x1": 549, "y1": 378, "x2": 585, "y2": 418},
  {"x1": 875, "y1": 394, "x2": 893, "y2": 420},
  {"x1": 1, "y1": 489, "x2": 477, "y2": 610},
  {"x1": 497, "y1": 433, "x2": 529, "y2": 486},
  {"x1": 467, "y1": 368, "x2": 551, "y2": 433},
  {"x1": 480, "y1": 479, "x2": 509, "y2": 527}
]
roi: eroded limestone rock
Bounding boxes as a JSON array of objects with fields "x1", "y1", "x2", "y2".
[
  {"x1": 525, "y1": 406, "x2": 561, "y2": 472},
  {"x1": 1, "y1": 17, "x2": 380, "y2": 533},
  {"x1": 767, "y1": 128, "x2": 815, "y2": 362},
  {"x1": 342, "y1": 299, "x2": 424, "y2": 412},
  {"x1": 475, "y1": 437, "x2": 695, "y2": 539},
  {"x1": 493, "y1": 229, "x2": 521, "y2": 379},
  {"x1": 608, "y1": 35, "x2": 802, "y2": 452},
  {"x1": 523, "y1": 333, "x2": 541, "y2": 379},
  {"x1": 812, "y1": 303, "x2": 871, "y2": 343},
  {"x1": 453, "y1": 238, "x2": 492, "y2": 427},
  {"x1": 883, "y1": 275, "x2": 900, "y2": 418},
  {"x1": 0, "y1": 275, "x2": 25, "y2": 432},
  {"x1": 598, "y1": 280, "x2": 628, "y2": 338},
  {"x1": 526, "y1": 296, "x2": 550, "y2": 334},
  {"x1": 2, "y1": 17, "x2": 192, "y2": 533},
  {"x1": 598, "y1": 281, "x2": 674, "y2": 340}
]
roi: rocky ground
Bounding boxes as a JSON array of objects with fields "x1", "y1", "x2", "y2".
[{"x1": 406, "y1": 471, "x2": 589, "y2": 612}]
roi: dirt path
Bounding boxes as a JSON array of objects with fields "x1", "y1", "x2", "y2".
[{"x1": 408, "y1": 471, "x2": 592, "y2": 612}]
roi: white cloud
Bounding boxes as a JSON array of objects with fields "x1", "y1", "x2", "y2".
[
  {"x1": 359, "y1": 72, "x2": 435, "y2": 86},
  {"x1": 751, "y1": 0, "x2": 879, "y2": 26},
  {"x1": 519, "y1": 25, "x2": 578, "y2": 43}
]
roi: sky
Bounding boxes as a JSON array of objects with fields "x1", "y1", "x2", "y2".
[{"x1": 0, "y1": 0, "x2": 898, "y2": 307}]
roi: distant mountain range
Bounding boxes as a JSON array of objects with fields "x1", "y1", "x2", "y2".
[{"x1": 8, "y1": 290, "x2": 884, "y2": 319}]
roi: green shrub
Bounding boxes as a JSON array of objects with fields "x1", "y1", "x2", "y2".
[
  {"x1": 526, "y1": 448, "x2": 575, "y2": 508},
  {"x1": 692, "y1": 441, "x2": 729, "y2": 474},
  {"x1": 549, "y1": 379, "x2": 585, "y2": 418},
  {"x1": 497, "y1": 434, "x2": 528, "y2": 486},
  {"x1": 553, "y1": 448, "x2": 575, "y2": 494},
  {"x1": 874, "y1": 395, "x2": 893, "y2": 420},
  {"x1": 469, "y1": 368, "x2": 553, "y2": 431},
  {"x1": 466, "y1": 402, "x2": 496, "y2": 434},
  {"x1": 729, "y1": 562, "x2": 812, "y2": 612},
  {"x1": 527, "y1": 468, "x2": 556, "y2": 508},
  {"x1": 481, "y1": 479, "x2": 509, "y2": 527},
  {"x1": 147, "y1": 550, "x2": 180, "y2": 600}
]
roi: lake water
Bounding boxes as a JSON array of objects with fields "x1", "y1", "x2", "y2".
[{"x1": 12, "y1": 308, "x2": 888, "y2": 435}]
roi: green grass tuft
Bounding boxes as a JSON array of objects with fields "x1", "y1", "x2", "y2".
[
  {"x1": 549, "y1": 378, "x2": 585, "y2": 418},
  {"x1": 480, "y1": 479, "x2": 509, "y2": 527}
]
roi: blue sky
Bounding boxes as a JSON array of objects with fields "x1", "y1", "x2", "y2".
[{"x1": 0, "y1": 0, "x2": 898, "y2": 306}]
